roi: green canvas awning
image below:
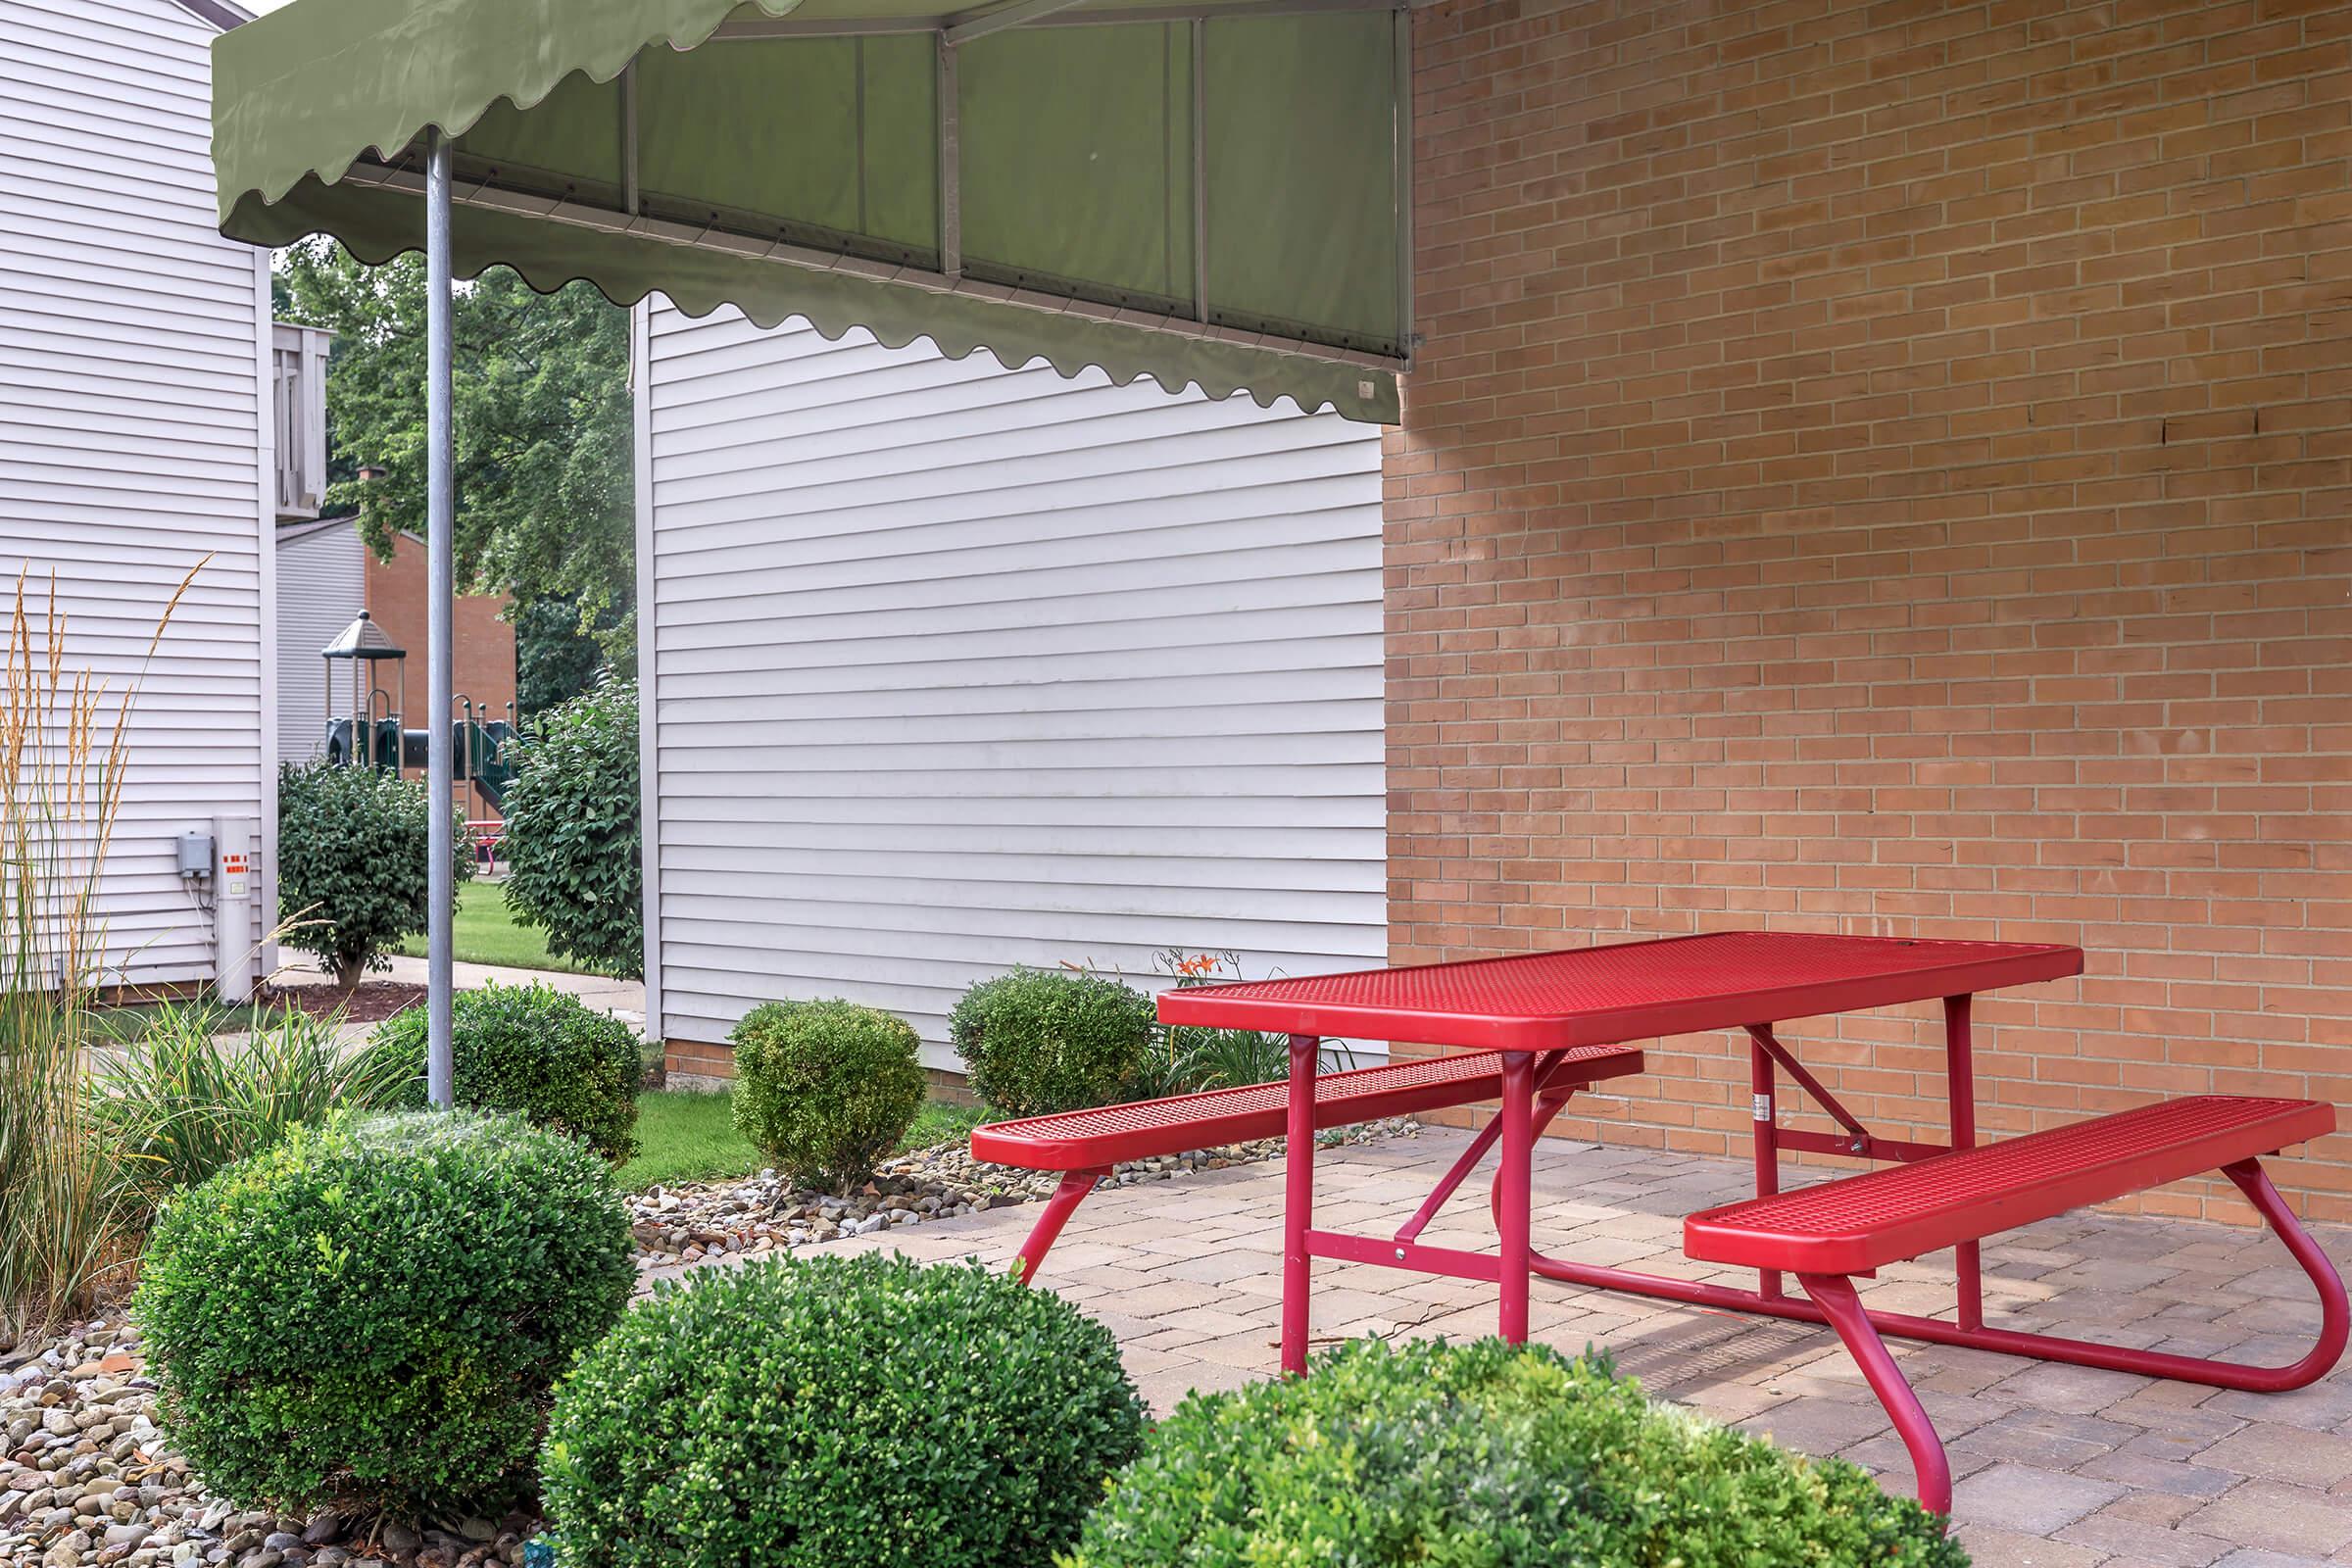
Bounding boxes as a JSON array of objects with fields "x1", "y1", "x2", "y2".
[{"x1": 213, "y1": 0, "x2": 1412, "y2": 420}]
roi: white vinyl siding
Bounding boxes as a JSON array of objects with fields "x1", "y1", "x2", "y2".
[
  {"x1": 274, "y1": 520, "x2": 366, "y2": 765},
  {"x1": 0, "y1": 0, "x2": 271, "y2": 991},
  {"x1": 643, "y1": 306, "x2": 1385, "y2": 1072}
]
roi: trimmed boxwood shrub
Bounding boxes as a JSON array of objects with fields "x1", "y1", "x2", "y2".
[
  {"x1": 134, "y1": 1110, "x2": 635, "y2": 1519},
  {"x1": 1067, "y1": 1338, "x2": 1966, "y2": 1568},
  {"x1": 947, "y1": 968, "x2": 1154, "y2": 1117},
  {"x1": 373, "y1": 980, "x2": 644, "y2": 1160},
  {"x1": 541, "y1": 1253, "x2": 1149, "y2": 1568},
  {"x1": 731, "y1": 1000, "x2": 924, "y2": 1194}
]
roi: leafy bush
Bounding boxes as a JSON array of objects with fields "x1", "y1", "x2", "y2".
[
  {"x1": 730, "y1": 1000, "x2": 923, "y2": 1194},
  {"x1": 499, "y1": 675, "x2": 641, "y2": 978},
  {"x1": 135, "y1": 1110, "x2": 634, "y2": 1518},
  {"x1": 948, "y1": 969, "x2": 1155, "y2": 1117},
  {"x1": 373, "y1": 981, "x2": 643, "y2": 1160},
  {"x1": 541, "y1": 1253, "x2": 1147, "y2": 1568},
  {"x1": 1129, "y1": 952, "x2": 1314, "y2": 1099},
  {"x1": 277, "y1": 759, "x2": 474, "y2": 997},
  {"x1": 1067, "y1": 1338, "x2": 1966, "y2": 1568},
  {"x1": 92, "y1": 1001, "x2": 415, "y2": 1204}
]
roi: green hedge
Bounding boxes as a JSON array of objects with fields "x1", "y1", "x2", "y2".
[
  {"x1": 135, "y1": 1111, "x2": 635, "y2": 1519},
  {"x1": 947, "y1": 969, "x2": 1154, "y2": 1117},
  {"x1": 731, "y1": 1000, "x2": 923, "y2": 1194},
  {"x1": 542, "y1": 1254, "x2": 1148, "y2": 1568},
  {"x1": 1068, "y1": 1338, "x2": 1966, "y2": 1568},
  {"x1": 373, "y1": 981, "x2": 644, "y2": 1160}
]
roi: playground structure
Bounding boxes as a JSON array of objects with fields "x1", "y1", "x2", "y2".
[{"x1": 318, "y1": 612, "x2": 517, "y2": 854}]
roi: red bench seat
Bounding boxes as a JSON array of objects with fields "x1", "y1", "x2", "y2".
[
  {"x1": 1685, "y1": 1096, "x2": 2332, "y2": 1276},
  {"x1": 972, "y1": 1043, "x2": 1644, "y2": 1172},
  {"x1": 1682, "y1": 1095, "x2": 2340, "y2": 1520}
]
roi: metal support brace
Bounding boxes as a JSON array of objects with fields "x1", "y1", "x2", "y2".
[
  {"x1": 1191, "y1": 20, "x2": 1208, "y2": 324},
  {"x1": 620, "y1": 64, "x2": 641, "y2": 216},
  {"x1": 936, "y1": 37, "x2": 960, "y2": 279},
  {"x1": 1746, "y1": 1023, "x2": 1870, "y2": 1152},
  {"x1": 944, "y1": 0, "x2": 1093, "y2": 45}
]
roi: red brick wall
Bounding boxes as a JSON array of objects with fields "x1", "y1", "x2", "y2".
[
  {"x1": 365, "y1": 531, "x2": 517, "y2": 817},
  {"x1": 1393, "y1": 0, "x2": 2352, "y2": 1220}
]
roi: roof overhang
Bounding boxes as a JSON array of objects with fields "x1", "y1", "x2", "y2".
[{"x1": 212, "y1": 0, "x2": 1413, "y2": 420}]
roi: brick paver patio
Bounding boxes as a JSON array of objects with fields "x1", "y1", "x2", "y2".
[{"x1": 671, "y1": 1125, "x2": 2352, "y2": 1566}]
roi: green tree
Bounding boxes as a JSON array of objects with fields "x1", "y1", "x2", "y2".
[
  {"x1": 514, "y1": 593, "x2": 627, "y2": 720},
  {"x1": 277, "y1": 761, "x2": 476, "y2": 999},
  {"x1": 274, "y1": 241, "x2": 635, "y2": 665},
  {"x1": 499, "y1": 677, "x2": 642, "y2": 978}
]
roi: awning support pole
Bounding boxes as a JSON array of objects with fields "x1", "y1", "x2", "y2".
[{"x1": 424, "y1": 127, "x2": 456, "y2": 1109}]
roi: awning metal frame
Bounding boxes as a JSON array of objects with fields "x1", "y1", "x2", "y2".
[
  {"x1": 682, "y1": 0, "x2": 1424, "y2": 367},
  {"x1": 338, "y1": 159, "x2": 1407, "y2": 380},
  {"x1": 712, "y1": 0, "x2": 1416, "y2": 40}
]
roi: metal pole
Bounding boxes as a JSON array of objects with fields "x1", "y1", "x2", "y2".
[{"x1": 424, "y1": 128, "x2": 456, "y2": 1109}]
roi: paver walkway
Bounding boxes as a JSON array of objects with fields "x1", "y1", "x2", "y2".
[{"x1": 737, "y1": 1126, "x2": 2352, "y2": 1568}]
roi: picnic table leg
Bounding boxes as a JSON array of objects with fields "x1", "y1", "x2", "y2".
[
  {"x1": 1281, "y1": 1032, "x2": 1317, "y2": 1376},
  {"x1": 1800, "y1": 1272, "x2": 1953, "y2": 1519},
  {"x1": 1749, "y1": 1034, "x2": 1784, "y2": 1302},
  {"x1": 1497, "y1": 1051, "x2": 1535, "y2": 1345},
  {"x1": 1944, "y1": 994, "x2": 1983, "y2": 1332}
]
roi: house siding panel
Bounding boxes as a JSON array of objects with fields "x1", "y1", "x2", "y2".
[
  {"x1": 275, "y1": 523, "x2": 366, "y2": 766},
  {"x1": 644, "y1": 308, "x2": 1386, "y2": 1075},
  {"x1": 0, "y1": 0, "x2": 270, "y2": 991}
]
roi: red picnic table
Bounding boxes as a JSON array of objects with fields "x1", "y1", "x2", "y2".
[{"x1": 974, "y1": 930, "x2": 2346, "y2": 1514}]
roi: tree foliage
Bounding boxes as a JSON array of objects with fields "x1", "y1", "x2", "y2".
[
  {"x1": 273, "y1": 241, "x2": 635, "y2": 665},
  {"x1": 499, "y1": 676, "x2": 642, "y2": 978}
]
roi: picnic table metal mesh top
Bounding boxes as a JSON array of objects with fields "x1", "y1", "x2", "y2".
[{"x1": 1158, "y1": 931, "x2": 2082, "y2": 1052}]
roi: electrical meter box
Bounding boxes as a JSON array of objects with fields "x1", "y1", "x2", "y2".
[{"x1": 176, "y1": 830, "x2": 215, "y2": 881}]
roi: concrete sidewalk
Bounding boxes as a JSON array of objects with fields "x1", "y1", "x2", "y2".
[{"x1": 702, "y1": 1126, "x2": 2352, "y2": 1568}]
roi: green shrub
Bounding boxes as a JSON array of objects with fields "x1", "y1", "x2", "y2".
[
  {"x1": 731, "y1": 1000, "x2": 923, "y2": 1194},
  {"x1": 541, "y1": 1254, "x2": 1148, "y2": 1568},
  {"x1": 1132, "y1": 949, "x2": 1302, "y2": 1097},
  {"x1": 947, "y1": 969, "x2": 1154, "y2": 1117},
  {"x1": 499, "y1": 675, "x2": 642, "y2": 978},
  {"x1": 373, "y1": 981, "x2": 643, "y2": 1160},
  {"x1": 134, "y1": 1110, "x2": 634, "y2": 1519},
  {"x1": 1067, "y1": 1338, "x2": 1965, "y2": 1568},
  {"x1": 277, "y1": 760, "x2": 474, "y2": 997},
  {"x1": 92, "y1": 1001, "x2": 415, "y2": 1205}
]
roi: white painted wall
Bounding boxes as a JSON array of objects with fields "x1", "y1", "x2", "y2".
[
  {"x1": 639, "y1": 306, "x2": 1386, "y2": 1073},
  {"x1": 274, "y1": 517, "x2": 366, "y2": 765},
  {"x1": 0, "y1": 0, "x2": 274, "y2": 991}
]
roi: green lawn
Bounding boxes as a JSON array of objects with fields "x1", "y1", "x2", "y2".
[
  {"x1": 396, "y1": 881, "x2": 597, "y2": 975},
  {"x1": 617, "y1": 1089, "x2": 986, "y2": 1194}
]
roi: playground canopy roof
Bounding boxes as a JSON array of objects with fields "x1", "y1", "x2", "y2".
[
  {"x1": 211, "y1": 0, "x2": 1414, "y2": 422},
  {"x1": 319, "y1": 612, "x2": 403, "y2": 662}
]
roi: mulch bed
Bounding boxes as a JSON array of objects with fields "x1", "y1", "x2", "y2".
[{"x1": 257, "y1": 981, "x2": 426, "y2": 1025}]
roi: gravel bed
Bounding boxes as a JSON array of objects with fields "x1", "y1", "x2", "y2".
[
  {"x1": 627, "y1": 1117, "x2": 1421, "y2": 1266},
  {"x1": 0, "y1": 1322, "x2": 535, "y2": 1568},
  {"x1": 4, "y1": 1118, "x2": 1421, "y2": 1562}
]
